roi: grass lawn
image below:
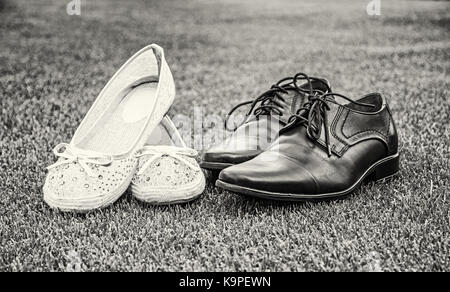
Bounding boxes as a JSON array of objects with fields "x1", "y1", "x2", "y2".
[{"x1": 0, "y1": 0, "x2": 449, "y2": 271}]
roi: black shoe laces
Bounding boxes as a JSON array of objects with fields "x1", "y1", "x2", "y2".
[
  {"x1": 282, "y1": 92, "x2": 376, "y2": 157},
  {"x1": 224, "y1": 73, "x2": 328, "y2": 131}
]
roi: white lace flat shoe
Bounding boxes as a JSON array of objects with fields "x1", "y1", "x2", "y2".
[
  {"x1": 43, "y1": 44, "x2": 175, "y2": 212},
  {"x1": 131, "y1": 116, "x2": 205, "y2": 205}
]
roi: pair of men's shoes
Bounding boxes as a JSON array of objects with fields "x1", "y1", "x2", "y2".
[
  {"x1": 43, "y1": 44, "x2": 205, "y2": 212},
  {"x1": 201, "y1": 73, "x2": 400, "y2": 201}
]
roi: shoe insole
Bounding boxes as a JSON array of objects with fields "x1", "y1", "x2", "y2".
[{"x1": 78, "y1": 82, "x2": 158, "y2": 155}]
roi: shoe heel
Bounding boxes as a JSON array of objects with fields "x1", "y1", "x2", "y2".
[{"x1": 369, "y1": 155, "x2": 400, "y2": 181}]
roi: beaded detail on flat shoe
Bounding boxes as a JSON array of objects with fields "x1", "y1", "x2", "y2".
[
  {"x1": 132, "y1": 145, "x2": 201, "y2": 188},
  {"x1": 44, "y1": 143, "x2": 137, "y2": 200}
]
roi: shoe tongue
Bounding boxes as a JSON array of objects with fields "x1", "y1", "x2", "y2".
[
  {"x1": 246, "y1": 84, "x2": 308, "y2": 125},
  {"x1": 279, "y1": 96, "x2": 341, "y2": 142},
  {"x1": 279, "y1": 84, "x2": 308, "y2": 120},
  {"x1": 235, "y1": 114, "x2": 282, "y2": 149}
]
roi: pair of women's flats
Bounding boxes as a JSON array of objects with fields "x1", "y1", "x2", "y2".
[
  {"x1": 43, "y1": 44, "x2": 205, "y2": 212},
  {"x1": 44, "y1": 44, "x2": 400, "y2": 212}
]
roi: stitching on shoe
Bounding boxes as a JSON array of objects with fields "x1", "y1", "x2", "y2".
[
  {"x1": 331, "y1": 107, "x2": 348, "y2": 155},
  {"x1": 341, "y1": 107, "x2": 389, "y2": 140},
  {"x1": 267, "y1": 151, "x2": 320, "y2": 193},
  {"x1": 330, "y1": 107, "x2": 390, "y2": 155}
]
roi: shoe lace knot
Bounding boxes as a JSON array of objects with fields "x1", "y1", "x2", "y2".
[
  {"x1": 47, "y1": 143, "x2": 113, "y2": 177},
  {"x1": 134, "y1": 146, "x2": 200, "y2": 175},
  {"x1": 224, "y1": 73, "x2": 323, "y2": 131}
]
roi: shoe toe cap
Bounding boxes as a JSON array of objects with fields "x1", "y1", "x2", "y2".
[
  {"x1": 132, "y1": 155, "x2": 206, "y2": 202},
  {"x1": 133, "y1": 156, "x2": 204, "y2": 189},
  {"x1": 218, "y1": 152, "x2": 318, "y2": 195}
]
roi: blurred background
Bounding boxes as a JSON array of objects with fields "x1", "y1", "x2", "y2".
[{"x1": 0, "y1": 0, "x2": 449, "y2": 271}]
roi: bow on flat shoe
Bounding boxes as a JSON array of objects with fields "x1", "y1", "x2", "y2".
[
  {"x1": 130, "y1": 116, "x2": 206, "y2": 205},
  {"x1": 134, "y1": 145, "x2": 201, "y2": 176},
  {"x1": 47, "y1": 143, "x2": 113, "y2": 177}
]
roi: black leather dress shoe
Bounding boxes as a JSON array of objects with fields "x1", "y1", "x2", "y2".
[
  {"x1": 216, "y1": 92, "x2": 400, "y2": 201},
  {"x1": 200, "y1": 73, "x2": 331, "y2": 171}
]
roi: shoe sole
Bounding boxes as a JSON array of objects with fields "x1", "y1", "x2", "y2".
[
  {"x1": 200, "y1": 161, "x2": 234, "y2": 171},
  {"x1": 216, "y1": 153, "x2": 400, "y2": 202},
  {"x1": 131, "y1": 176, "x2": 206, "y2": 205}
]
